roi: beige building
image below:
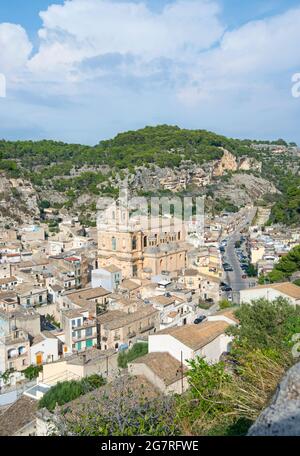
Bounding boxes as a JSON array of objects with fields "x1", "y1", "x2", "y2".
[
  {"x1": 15, "y1": 283, "x2": 48, "y2": 308},
  {"x1": 98, "y1": 305, "x2": 160, "y2": 350},
  {"x1": 38, "y1": 349, "x2": 119, "y2": 386},
  {"x1": 0, "y1": 327, "x2": 30, "y2": 373},
  {"x1": 128, "y1": 351, "x2": 188, "y2": 394},
  {"x1": 98, "y1": 205, "x2": 188, "y2": 279}
]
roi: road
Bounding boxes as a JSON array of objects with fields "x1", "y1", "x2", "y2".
[{"x1": 223, "y1": 207, "x2": 257, "y2": 302}]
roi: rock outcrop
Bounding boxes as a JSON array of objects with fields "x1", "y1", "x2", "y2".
[
  {"x1": 213, "y1": 149, "x2": 238, "y2": 176},
  {"x1": 0, "y1": 174, "x2": 40, "y2": 226},
  {"x1": 238, "y1": 156, "x2": 262, "y2": 172},
  {"x1": 248, "y1": 362, "x2": 300, "y2": 436}
]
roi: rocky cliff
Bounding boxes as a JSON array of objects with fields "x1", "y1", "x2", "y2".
[{"x1": 0, "y1": 174, "x2": 40, "y2": 226}]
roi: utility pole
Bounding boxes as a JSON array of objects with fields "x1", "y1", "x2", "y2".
[{"x1": 180, "y1": 350, "x2": 184, "y2": 394}]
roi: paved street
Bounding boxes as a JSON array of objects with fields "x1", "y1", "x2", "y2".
[{"x1": 222, "y1": 208, "x2": 257, "y2": 302}]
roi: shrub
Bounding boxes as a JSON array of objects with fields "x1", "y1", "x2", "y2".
[
  {"x1": 219, "y1": 299, "x2": 231, "y2": 309},
  {"x1": 118, "y1": 343, "x2": 148, "y2": 368},
  {"x1": 24, "y1": 365, "x2": 43, "y2": 380},
  {"x1": 39, "y1": 374, "x2": 106, "y2": 411}
]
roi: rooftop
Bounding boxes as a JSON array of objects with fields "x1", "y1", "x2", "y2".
[
  {"x1": 0, "y1": 395, "x2": 37, "y2": 436},
  {"x1": 98, "y1": 305, "x2": 158, "y2": 330},
  {"x1": 130, "y1": 352, "x2": 187, "y2": 386},
  {"x1": 156, "y1": 320, "x2": 230, "y2": 351},
  {"x1": 247, "y1": 282, "x2": 300, "y2": 299}
]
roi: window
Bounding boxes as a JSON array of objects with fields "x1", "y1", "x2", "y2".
[
  {"x1": 39, "y1": 295, "x2": 43, "y2": 303},
  {"x1": 72, "y1": 320, "x2": 76, "y2": 327},
  {"x1": 26, "y1": 298, "x2": 31, "y2": 306},
  {"x1": 132, "y1": 236, "x2": 137, "y2": 250},
  {"x1": 112, "y1": 236, "x2": 117, "y2": 251},
  {"x1": 133, "y1": 265, "x2": 138, "y2": 277},
  {"x1": 143, "y1": 236, "x2": 148, "y2": 248},
  {"x1": 178, "y1": 232, "x2": 181, "y2": 240},
  {"x1": 86, "y1": 327, "x2": 92, "y2": 337},
  {"x1": 77, "y1": 319, "x2": 81, "y2": 327}
]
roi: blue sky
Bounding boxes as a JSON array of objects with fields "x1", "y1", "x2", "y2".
[{"x1": 0, "y1": 0, "x2": 300, "y2": 144}]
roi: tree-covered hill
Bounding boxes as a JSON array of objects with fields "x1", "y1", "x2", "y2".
[
  {"x1": 0, "y1": 125, "x2": 299, "y2": 227},
  {"x1": 0, "y1": 124, "x2": 255, "y2": 174}
]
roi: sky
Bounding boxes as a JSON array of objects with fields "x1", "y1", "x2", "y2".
[{"x1": 0, "y1": 0, "x2": 300, "y2": 145}]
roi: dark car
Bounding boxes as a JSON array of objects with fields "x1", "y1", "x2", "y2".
[
  {"x1": 194, "y1": 315, "x2": 207, "y2": 324},
  {"x1": 224, "y1": 286, "x2": 232, "y2": 292}
]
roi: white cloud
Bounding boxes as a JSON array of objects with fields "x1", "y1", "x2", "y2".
[
  {"x1": 178, "y1": 7, "x2": 300, "y2": 105},
  {"x1": 0, "y1": 23, "x2": 32, "y2": 74},
  {"x1": 28, "y1": 0, "x2": 224, "y2": 79},
  {"x1": 1, "y1": 1, "x2": 300, "y2": 143}
]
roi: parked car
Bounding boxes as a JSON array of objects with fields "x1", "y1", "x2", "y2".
[
  {"x1": 224, "y1": 286, "x2": 232, "y2": 292},
  {"x1": 194, "y1": 315, "x2": 207, "y2": 325}
]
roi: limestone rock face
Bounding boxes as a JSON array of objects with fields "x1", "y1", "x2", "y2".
[
  {"x1": 238, "y1": 157, "x2": 262, "y2": 172},
  {"x1": 0, "y1": 174, "x2": 40, "y2": 226},
  {"x1": 248, "y1": 362, "x2": 300, "y2": 436},
  {"x1": 213, "y1": 149, "x2": 238, "y2": 176}
]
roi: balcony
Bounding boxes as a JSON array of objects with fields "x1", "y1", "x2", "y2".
[
  {"x1": 72, "y1": 319, "x2": 96, "y2": 330},
  {"x1": 139, "y1": 324, "x2": 154, "y2": 334},
  {"x1": 127, "y1": 331, "x2": 136, "y2": 339}
]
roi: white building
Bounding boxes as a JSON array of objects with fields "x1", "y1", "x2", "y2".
[
  {"x1": 149, "y1": 319, "x2": 235, "y2": 366},
  {"x1": 30, "y1": 331, "x2": 59, "y2": 365},
  {"x1": 147, "y1": 293, "x2": 195, "y2": 330},
  {"x1": 240, "y1": 282, "x2": 300, "y2": 306}
]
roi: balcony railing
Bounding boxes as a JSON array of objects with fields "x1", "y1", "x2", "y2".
[{"x1": 139, "y1": 324, "x2": 154, "y2": 334}]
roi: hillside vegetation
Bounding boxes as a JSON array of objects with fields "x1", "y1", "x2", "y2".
[{"x1": 0, "y1": 125, "x2": 299, "y2": 226}]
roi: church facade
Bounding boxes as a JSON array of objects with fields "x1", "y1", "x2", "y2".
[{"x1": 97, "y1": 203, "x2": 188, "y2": 279}]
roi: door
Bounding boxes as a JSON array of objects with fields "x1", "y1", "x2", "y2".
[{"x1": 36, "y1": 353, "x2": 43, "y2": 365}]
